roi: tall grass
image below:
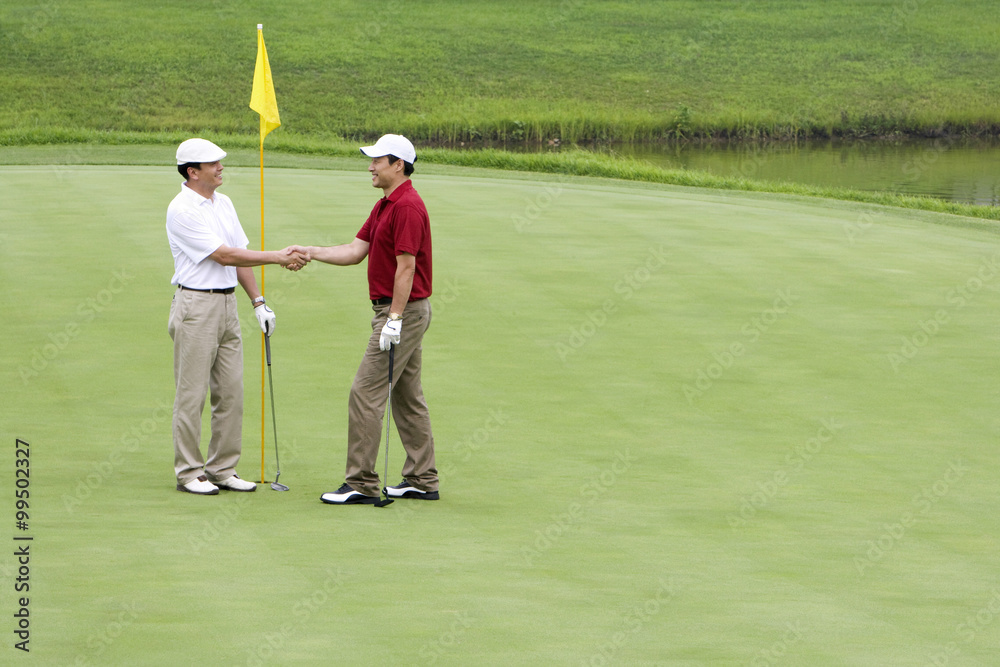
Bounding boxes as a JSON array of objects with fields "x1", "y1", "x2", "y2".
[{"x1": 2, "y1": 1, "x2": 1000, "y2": 143}]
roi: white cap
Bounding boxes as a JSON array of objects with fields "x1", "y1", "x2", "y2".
[
  {"x1": 360, "y1": 134, "x2": 416, "y2": 164},
  {"x1": 176, "y1": 138, "x2": 227, "y2": 165}
]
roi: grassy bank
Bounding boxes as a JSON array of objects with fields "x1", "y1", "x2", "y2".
[
  {"x1": 2, "y1": 1, "x2": 1000, "y2": 143},
  {"x1": 3, "y1": 134, "x2": 1000, "y2": 223}
]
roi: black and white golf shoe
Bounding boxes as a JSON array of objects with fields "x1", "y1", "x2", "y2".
[
  {"x1": 386, "y1": 480, "x2": 439, "y2": 500},
  {"x1": 320, "y1": 483, "x2": 379, "y2": 505}
]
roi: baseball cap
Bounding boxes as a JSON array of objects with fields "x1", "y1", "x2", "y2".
[
  {"x1": 176, "y1": 138, "x2": 227, "y2": 165},
  {"x1": 360, "y1": 134, "x2": 416, "y2": 164}
]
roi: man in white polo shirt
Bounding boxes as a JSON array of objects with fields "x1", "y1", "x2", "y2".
[{"x1": 166, "y1": 138, "x2": 309, "y2": 495}]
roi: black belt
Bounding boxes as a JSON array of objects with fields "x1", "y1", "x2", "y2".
[
  {"x1": 181, "y1": 286, "x2": 235, "y2": 294},
  {"x1": 372, "y1": 297, "x2": 427, "y2": 306}
]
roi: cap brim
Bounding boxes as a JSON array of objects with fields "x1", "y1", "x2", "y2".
[{"x1": 176, "y1": 150, "x2": 227, "y2": 165}]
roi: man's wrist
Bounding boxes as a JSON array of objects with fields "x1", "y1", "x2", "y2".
[
  {"x1": 252, "y1": 296, "x2": 266, "y2": 307},
  {"x1": 389, "y1": 312, "x2": 402, "y2": 321}
]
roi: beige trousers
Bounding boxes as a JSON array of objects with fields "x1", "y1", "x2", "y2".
[
  {"x1": 167, "y1": 289, "x2": 244, "y2": 484},
  {"x1": 346, "y1": 299, "x2": 437, "y2": 496}
]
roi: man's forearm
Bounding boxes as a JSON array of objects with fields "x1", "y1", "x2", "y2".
[
  {"x1": 237, "y1": 267, "x2": 261, "y2": 301},
  {"x1": 306, "y1": 241, "x2": 367, "y2": 266},
  {"x1": 212, "y1": 246, "x2": 286, "y2": 267},
  {"x1": 390, "y1": 255, "x2": 416, "y2": 316}
]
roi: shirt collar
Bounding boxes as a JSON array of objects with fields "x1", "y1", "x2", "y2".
[
  {"x1": 181, "y1": 181, "x2": 215, "y2": 205},
  {"x1": 384, "y1": 178, "x2": 413, "y2": 203}
]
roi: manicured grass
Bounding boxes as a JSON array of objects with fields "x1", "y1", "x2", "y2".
[
  {"x1": 4, "y1": 139, "x2": 1000, "y2": 223},
  {"x1": 2, "y1": 1, "x2": 1000, "y2": 142},
  {"x1": 3, "y1": 156, "x2": 999, "y2": 663}
]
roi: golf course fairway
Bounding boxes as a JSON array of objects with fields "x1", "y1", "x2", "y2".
[{"x1": 2, "y1": 157, "x2": 998, "y2": 664}]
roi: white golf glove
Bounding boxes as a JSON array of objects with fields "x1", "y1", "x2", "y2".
[
  {"x1": 379, "y1": 318, "x2": 401, "y2": 351},
  {"x1": 255, "y1": 304, "x2": 276, "y2": 336}
]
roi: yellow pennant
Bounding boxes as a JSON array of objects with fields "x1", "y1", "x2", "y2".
[{"x1": 250, "y1": 25, "x2": 281, "y2": 141}]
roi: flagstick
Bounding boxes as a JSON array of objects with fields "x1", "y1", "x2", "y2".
[
  {"x1": 259, "y1": 127, "x2": 267, "y2": 484},
  {"x1": 251, "y1": 21, "x2": 280, "y2": 484}
]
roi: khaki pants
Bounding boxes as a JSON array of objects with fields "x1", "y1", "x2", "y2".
[
  {"x1": 167, "y1": 289, "x2": 244, "y2": 484},
  {"x1": 346, "y1": 299, "x2": 437, "y2": 496}
]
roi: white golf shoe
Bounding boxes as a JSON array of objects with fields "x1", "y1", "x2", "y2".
[
  {"x1": 213, "y1": 474, "x2": 257, "y2": 492},
  {"x1": 320, "y1": 483, "x2": 378, "y2": 505},
  {"x1": 386, "y1": 480, "x2": 440, "y2": 500},
  {"x1": 177, "y1": 475, "x2": 219, "y2": 495}
]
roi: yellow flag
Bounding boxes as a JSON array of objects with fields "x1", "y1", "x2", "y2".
[{"x1": 250, "y1": 25, "x2": 280, "y2": 141}]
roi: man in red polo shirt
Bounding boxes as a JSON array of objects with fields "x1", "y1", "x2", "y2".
[{"x1": 298, "y1": 134, "x2": 439, "y2": 504}]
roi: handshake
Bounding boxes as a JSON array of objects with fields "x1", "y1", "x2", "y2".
[
  {"x1": 277, "y1": 245, "x2": 312, "y2": 272},
  {"x1": 253, "y1": 246, "x2": 312, "y2": 337}
]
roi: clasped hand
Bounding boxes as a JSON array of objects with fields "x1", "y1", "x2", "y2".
[{"x1": 281, "y1": 246, "x2": 311, "y2": 271}]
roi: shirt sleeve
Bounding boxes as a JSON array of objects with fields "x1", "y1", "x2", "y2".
[
  {"x1": 357, "y1": 205, "x2": 378, "y2": 243},
  {"x1": 167, "y1": 208, "x2": 225, "y2": 264},
  {"x1": 393, "y1": 203, "x2": 426, "y2": 256},
  {"x1": 218, "y1": 195, "x2": 250, "y2": 250}
]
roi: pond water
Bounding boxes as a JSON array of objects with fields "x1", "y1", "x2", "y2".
[{"x1": 601, "y1": 137, "x2": 1000, "y2": 206}]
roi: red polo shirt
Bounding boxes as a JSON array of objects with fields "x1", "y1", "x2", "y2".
[{"x1": 357, "y1": 179, "x2": 433, "y2": 301}]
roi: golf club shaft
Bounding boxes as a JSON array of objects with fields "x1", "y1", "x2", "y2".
[
  {"x1": 381, "y1": 344, "x2": 394, "y2": 502},
  {"x1": 265, "y1": 336, "x2": 280, "y2": 474}
]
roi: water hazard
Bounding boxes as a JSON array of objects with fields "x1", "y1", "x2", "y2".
[{"x1": 602, "y1": 137, "x2": 1000, "y2": 206}]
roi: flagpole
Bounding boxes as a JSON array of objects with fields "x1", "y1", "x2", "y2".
[
  {"x1": 250, "y1": 21, "x2": 281, "y2": 484},
  {"x1": 260, "y1": 123, "x2": 267, "y2": 484},
  {"x1": 257, "y1": 23, "x2": 267, "y2": 484}
]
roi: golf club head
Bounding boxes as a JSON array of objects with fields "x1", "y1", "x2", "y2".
[
  {"x1": 270, "y1": 471, "x2": 289, "y2": 491},
  {"x1": 374, "y1": 488, "x2": 394, "y2": 507}
]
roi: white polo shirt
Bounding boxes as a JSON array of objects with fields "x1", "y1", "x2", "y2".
[{"x1": 166, "y1": 182, "x2": 249, "y2": 289}]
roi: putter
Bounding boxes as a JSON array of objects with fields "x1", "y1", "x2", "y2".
[
  {"x1": 374, "y1": 343, "x2": 395, "y2": 508},
  {"x1": 265, "y1": 335, "x2": 289, "y2": 491}
]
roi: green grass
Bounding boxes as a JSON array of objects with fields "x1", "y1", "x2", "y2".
[
  {"x1": 3, "y1": 1, "x2": 1000, "y2": 142},
  {"x1": 4, "y1": 139, "x2": 1000, "y2": 223},
  {"x1": 3, "y1": 156, "x2": 999, "y2": 663}
]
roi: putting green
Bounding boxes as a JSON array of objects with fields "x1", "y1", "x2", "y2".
[{"x1": 2, "y1": 160, "x2": 998, "y2": 664}]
